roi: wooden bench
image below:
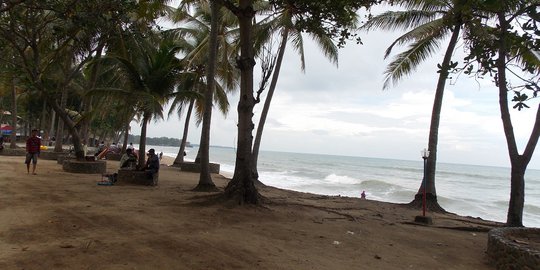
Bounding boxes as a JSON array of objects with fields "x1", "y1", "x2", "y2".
[{"x1": 116, "y1": 169, "x2": 158, "y2": 186}]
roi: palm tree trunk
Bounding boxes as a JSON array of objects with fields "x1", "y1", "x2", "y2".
[
  {"x1": 80, "y1": 96, "x2": 93, "y2": 145},
  {"x1": 411, "y1": 23, "x2": 461, "y2": 212},
  {"x1": 54, "y1": 87, "x2": 68, "y2": 153},
  {"x1": 194, "y1": 147, "x2": 202, "y2": 163},
  {"x1": 138, "y1": 115, "x2": 149, "y2": 168},
  {"x1": 49, "y1": 109, "x2": 55, "y2": 140},
  {"x1": 81, "y1": 44, "x2": 104, "y2": 145},
  {"x1": 252, "y1": 28, "x2": 289, "y2": 179},
  {"x1": 195, "y1": 0, "x2": 219, "y2": 191},
  {"x1": 121, "y1": 122, "x2": 129, "y2": 154},
  {"x1": 174, "y1": 100, "x2": 194, "y2": 165},
  {"x1": 224, "y1": 0, "x2": 260, "y2": 204},
  {"x1": 45, "y1": 95, "x2": 85, "y2": 160},
  {"x1": 40, "y1": 99, "x2": 47, "y2": 134},
  {"x1": 9, "y1": 74, "x2": 17, "y2": 149}
]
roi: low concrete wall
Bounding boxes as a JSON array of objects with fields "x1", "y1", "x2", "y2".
[
  {"x1": 63, "y1": 160, "x2": 106, "y2": 174},
  {"x1": 0, "y1": 148, "x2": 26, "y2": 156},
  {"x1": 116, "y1": 169, "x2": 158, "y2": 186},
  {"x1": 105, "y1": 152, "x2": 122, "y2": 161},
  {"x1": 40, "y1": 151, "x2": 66, "y2": 161},
  {"x1": 487, "y1": 227, "x2": 540, "y2": 269},
  {"x1": 171, "y1": 162, "x2": 220, "y2": 174},
  {"x1": 57, "y1": 154, "x2": 70, "y2": 164}
]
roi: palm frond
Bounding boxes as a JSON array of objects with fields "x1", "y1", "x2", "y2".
[
  {"x1": 306, "y1": 31, "x2": 339, "y2": 67},
  {"x1": 213, "y1": 82, "x2": 230, "y2": 116},
  {"x1": 396, "y1": 0, "x2": 449, "y2": 12},
  {"x1": 384, "y1": 17, "x2": 447, "y2": 58},
  {"x1": 383, "y1": 30, "x2": 446, "y2": 89},
  {"x1": 360, "y1": 10, "x2": 441, "y2": 32},
  {"x1": 290, "y1": 30, "x2": 306, "y2": 71}
]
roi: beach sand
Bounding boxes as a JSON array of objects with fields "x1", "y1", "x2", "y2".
[{"x1": 0, "y1": 155, "x2": 497, "y2": 269}]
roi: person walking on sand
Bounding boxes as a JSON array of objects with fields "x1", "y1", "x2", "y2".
[{"x1": 25, "y1": 129, "x2": 41, "y2": 175}]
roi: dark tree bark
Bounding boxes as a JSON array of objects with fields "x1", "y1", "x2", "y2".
[
  {"x1": 45, "y1": 95, "x2": 85, "y2": 160},
  {"x1": 173, "y1": 100, "x2": 194, "y2": 165},
  {"x1": 138, "y1": 114, "x2": 149, "y2": 167},
  {"x1": 9, "y1": 74, "x2": 17, "y2": 148},
  {"x1": 54, "y1": 87, "x2": 68, "y2": 153},
  {"x1": 121, "y1": 123, "x2": 129, "y2": 154},
  {"x1": 252, "y1": 28, "x2": 289, "y2": 180},
  {"x1": 493, "y1": 10, "x2": 540, "y2": 227},
  {"x1": 195, "y1": 0, "x2": 219, "y2": 191},
  {"x1": 224, "y1": 0, "x2": 260, "y2": 204},
  {"x1": 410, "y1": 23, "x2": 461, "y2": 212}
]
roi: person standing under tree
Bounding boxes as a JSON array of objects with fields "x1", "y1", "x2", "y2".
[{"x1": 25, "y1": 129, "x2": 41, "y2": 175}]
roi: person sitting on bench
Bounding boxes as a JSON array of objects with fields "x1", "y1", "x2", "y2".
[
  {"x1": 119, "y1": 148, "x2": 137, "y2": 169},
  {"x1": 144, "y1": 148, "x2": 160, "y2": 185}
]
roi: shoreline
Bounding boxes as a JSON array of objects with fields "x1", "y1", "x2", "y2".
[
  {"x1": 159, "y1": 151, "x2": 528, "y2": 227},
  {"x1": 0, "y1": 154, "x2": 499, "y2": 269}
]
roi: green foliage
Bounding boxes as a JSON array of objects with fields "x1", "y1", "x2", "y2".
[
  {"x1": 512, "y1": 91, "x2": 530, "y2": 110},
  {"x1": 270, "y1": 0, "x2": 381, "y2": 46},
  {"x1": 463, "y1": 0, "x2": 540, "y2": 110},
  {"x1": 361, "y1": 0, "x2": 480, "y2": 89},
  {"x1": 269, "y1": 0, "x2": 381, "y2": 46},
  {"x1": 128, "y1": 134, "x2": 183, "y2": 147}
]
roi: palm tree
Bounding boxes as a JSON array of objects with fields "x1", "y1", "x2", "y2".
[
  {"x1": 361, "y1": 0, "x2": 476, "y2": 211},
  {"x1": 168, "y1": 1, "x2": 239, "y2": 189},
  {"x1": 251, "y1": 2, "x2": 341, "y2": 178},
  {"x1": 103, "y1": 40, "x2": 184, "y2": 166}
]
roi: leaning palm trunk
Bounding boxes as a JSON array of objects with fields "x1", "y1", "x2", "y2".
[
  {"x1": 9, "y1": 74, "x2": 17, "y2": 149},
  {"x1": 54, "y1": 87, "x2": 68, "y2": 153},
  {"x1": 194, "y1": 0, "x2": 219, "y2": 191},
  {"x1": 80, "y1": 96, "x2": 93, "y2": 146},
  {"x1": 49, "y1": 110, "x2": 55, "y2": 142},
  {"x1": 138, "y1": 115, "x2": 149, "y2": 167},
  {"x1": 45, "y1": 95, "x2": 85, "y2": 160},
  {"x1": 81, "y1": 44, "x2": 104, "y2": 145},
  {"x1": 252, "y1": 28, "x2": 289, "y2": 181},
  {"x1": 121, "y1": 122, "x2": 129, "y2": 153},
  {"x1": 40, "y1": 100, "x2": 47, "y2": 134},
  {"x1": 174, "y1": 100, "x2": 194, "y2": 165},
  {"x1": 410, "y1": 23, "x2": 461, "y2": 212}
]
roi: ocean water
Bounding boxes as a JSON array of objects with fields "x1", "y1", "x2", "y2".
[{"x1": 144, "y1": 144, "x2": 540, "y2": 228}]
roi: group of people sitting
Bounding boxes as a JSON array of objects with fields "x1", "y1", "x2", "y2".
[{"x1": 110, "y1": 147, "x2": 159, "y2": 185}]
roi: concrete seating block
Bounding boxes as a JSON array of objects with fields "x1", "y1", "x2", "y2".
[
  {"x1": 0, "y1": 148, "x2": 26, "y2": 156},
  {"x1": 40, "y1": 151, "x2": 66, "y2": 160},
  {"x1": 63, "y1": 160, "x2": 106, "y2": 174},
  {"x1": 173, "y1": 162, "x2": 220, "y2": 174},
  {"x1": 116, "y1": 169, "x2": 158, "y2": 186},
  {"x1": 105, "y1": 152, "x2": 122, "y2": 161}
]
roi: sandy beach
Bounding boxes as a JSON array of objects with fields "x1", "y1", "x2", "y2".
[{"x1": 0, "y1": 154, "x2": 499, "y2": 269}]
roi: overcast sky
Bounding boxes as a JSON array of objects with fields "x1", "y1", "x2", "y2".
[{"x1": 131, "y1": 12, "x2": 540, "y2": 170}]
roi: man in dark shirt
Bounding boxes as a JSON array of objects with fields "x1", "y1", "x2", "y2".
[
  {"x1": 25, "y1": 129, "x2": 41, "y2": 175},
  {"x1": 144, "y1": 148, "x2": 160, "y2": 185}
]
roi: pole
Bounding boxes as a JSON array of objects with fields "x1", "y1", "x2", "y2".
[{"x1": 422, "y1": 156, "x2": 427, "y2": 216}]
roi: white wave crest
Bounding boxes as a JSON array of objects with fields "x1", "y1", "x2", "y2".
[{"x1": 323, "y1": 174, "x2": 360, "y2": 185}]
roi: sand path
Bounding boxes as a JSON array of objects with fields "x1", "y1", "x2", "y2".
[{"x1": 0, "y1": 155, "x2": 496, "y2": 269}]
